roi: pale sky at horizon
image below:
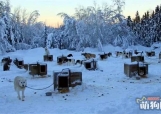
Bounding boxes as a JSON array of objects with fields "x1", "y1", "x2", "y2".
[{"x1": 5, "y1": 0, "x2": 161, "y2": 27}]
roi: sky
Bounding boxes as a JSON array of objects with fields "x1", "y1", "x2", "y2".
[{"x1": 7, "y1": 0, "x2": 161, "y2": 27}]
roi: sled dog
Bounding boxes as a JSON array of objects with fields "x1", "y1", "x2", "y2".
[{"x1": 14, "y1": 76, "x2": 27, "y2": 101}]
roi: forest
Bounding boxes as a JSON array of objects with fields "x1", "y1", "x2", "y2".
[{"x1": 0, "y1": 0, "x2": 161, "y2": 54}]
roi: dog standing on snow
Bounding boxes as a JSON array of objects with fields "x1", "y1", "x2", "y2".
[
  {"x1": 44, "y1": 47, "x2": 50, "y2": 55},
  {"x1": 14, "y1": 76, "x2": 27, "y2": 101}
]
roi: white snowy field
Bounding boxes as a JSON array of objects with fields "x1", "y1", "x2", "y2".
[{"x1": 1, "y1": 44, "x2": 161, "y2": 114}]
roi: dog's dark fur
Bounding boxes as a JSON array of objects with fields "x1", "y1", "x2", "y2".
[
  {"x1": 99, "y1": 53, "x2": 108, "y2": 60},
  {"x1": 134, "y1": 50, "x2": 143, "y2": 55},
  {"x1": 75, "y1": 60, "x2": 85, "y2": 65},
  {"x1": 67, "y1": 54, "x2": 73, "y2": 57},
  {"x1": 116, "y1": 51, "x2": 123, "y2": 57},
  {"x1": 122, "y1": 51, "x2": 132, "y2": 58},
  {"x1": 107, "y1": 52, "x2": 112, "y2": 57},
  {"x1": 3, "y1": 61, "x2": 10, "y2": 71},
  {"x1": 1, "y1": 57, "x2": 12, "y2": 65},
  {"x1": 64, "y1": 58, "x2": 71, "y2": 63}
]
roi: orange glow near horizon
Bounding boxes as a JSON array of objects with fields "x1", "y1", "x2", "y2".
[{"x1": 37, "y1": 16, "x2": 63, "y2": 28}]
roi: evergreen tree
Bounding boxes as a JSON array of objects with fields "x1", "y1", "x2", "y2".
[{"x1": 135, "y1": 11, "x2": 140, "y2": 23}]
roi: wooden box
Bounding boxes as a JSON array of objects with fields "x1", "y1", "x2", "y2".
[
  {"x1": 124, "y1": 63, "x2": 138, "y2": 77},
  {"x1": 43, "y1": 55, "x2": 53, "y2": 61},
  {"x1": 131, "y1": 56, "x2": 144, "y2": 62},
  {"x1": 124, "y1": 62, "x2": 148, "y2": 77},
  {"x1": 83, "y1": 59, "x2": 97, "y2": 70},
  {"x1": 13, "y1": 58, "x2": 24, "y2": 69},
  {"x1": 53, "y1": 69, "x2": 82, "y2": 93},
  {"x1": 29, "y1": 62, "x2": 47, "y2": 77}
]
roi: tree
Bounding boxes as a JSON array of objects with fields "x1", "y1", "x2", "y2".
[{"x1": 135, "y1": 11, "x2": 140, "y2": 23}]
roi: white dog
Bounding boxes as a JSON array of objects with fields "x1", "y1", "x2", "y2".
[
  {"x1": 14, "y1": 76, "x2": 27, "y2": 101},
  {"x1": 45, "y1": 47, "x2": 50, "y2": 55}
]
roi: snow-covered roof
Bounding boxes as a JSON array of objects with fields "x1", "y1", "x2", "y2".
[
  {"x1": 31, "y1": 62, "x2": 47, "y2": 65},
  {"x1": 84, "y1": 58, "x2": 97, "y2": 62},
  {"x1": 38, "y1": 62, "x2": 47, "y2": 65},
  {"x1": 57, "y1": 73, "x2": 69, "y2": 77},
  {"x1": 124, "y1": 61, "x2": 138, "y2": 65}
]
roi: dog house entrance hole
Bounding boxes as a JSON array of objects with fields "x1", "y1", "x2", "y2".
[
  {"x1": 18, "y1": 61, "x2": 23, "y2": 66},
  {"x1": 58, "y1": 76, "x2": 69, "y2": 88},
  {"x1": 58, "y1": 58, "x2": 63, "y2": 63},
  {"x1": 40, "y1": 65, "x2": 46, "y2": 73},
  {"x1": 49, "y1": 56, "x2": 52, "y2": 60},
  {"x1": 138, "y1": 67, "x2": 146, "y2": 76},
  {"x1": 86, "y1": 62, "x2": 91, "y2": 68}
]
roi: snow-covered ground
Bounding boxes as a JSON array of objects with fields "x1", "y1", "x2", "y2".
[{"x1": 1, "y1": 45, "x2": 161, "y2": 114}]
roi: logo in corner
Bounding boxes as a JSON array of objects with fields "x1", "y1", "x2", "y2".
[{"x1": 136, "y1": 96, "x2": 161, "y2": 110}]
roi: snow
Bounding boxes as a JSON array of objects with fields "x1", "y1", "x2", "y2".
[{"x1": 1, "y1": 45, "x2": 161, "y2": 114}]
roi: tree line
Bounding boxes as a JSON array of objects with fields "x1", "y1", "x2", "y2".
[
  {"x1": 0, "y1": 0, "x2": 160, "y2": 54},
  {"x1": 127, "y1": 5, "x2": 161, "y2": 47}
]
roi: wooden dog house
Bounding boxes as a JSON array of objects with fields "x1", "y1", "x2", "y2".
[
  {"x1": 124, "y1": 62, "x2": 148, "y2": 77},
  {"x1": 124, "y1": 62, "x2": 138, "y2": 77},
  {"x1": 53, "y1": 68, "x2": 82, "y2": 93},
  {"x1": 43, "y1": 55, "x2": 53, "y2": 61},
  {"x1": 131, "y1": 56, "x2": 144, "y2": 62},
  {"x1": 13, "y1": 58, "x2": 24, "y2": 69},
  {"x1": 29, "y1": 62, "x2": 47, "y2": 77},
  {"x1": 83, "y1": 59, "x2": 97, "y2": 70}
]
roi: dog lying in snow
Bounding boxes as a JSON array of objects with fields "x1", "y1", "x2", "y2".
[
  {"x1": 14, "y1": 76, "x2": 27, "y2": 101},
  {"x1": 98, "y1": 53, "x2": 108, "y2": 60},
  {"x1": 81, "y1": 53, "x2": 96, "y2": 59}
]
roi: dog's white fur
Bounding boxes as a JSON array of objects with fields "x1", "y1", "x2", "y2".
[
  {"x1": 45, "y1": 47, "x2": 50, "y2": 55},
  {"x1": 14, "y1": 76, "x2": 27, "y2": 101}
]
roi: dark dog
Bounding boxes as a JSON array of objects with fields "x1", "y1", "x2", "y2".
[
  {"x1": 116, "y1": 51, "x2": 122, "y2": 57},
  {"x1": 75, "y1": 60, "x2": 85, "y2": 65},
  {"x1": 107, "y1": 52, "x2": 112, "y2": 57},
  {"x1": 67, "y1": 54, "x2": 73, "y2": 57},
  {"x1": 99, "y1": 53, "x2": 108, "y2": 60},
  {"x1": 122, "y1": 51, "x2": 132, "y2": 58},
  {"x1": 134, "y1": 50, "x2": 143, "y2": 55},
  {"x1": 1, "y1": 57, "x2": 12, "y2": 65},
  {"x1": 64, "y1": 57, "x2": 75, "y2": 65},
  {"x1": 3, "y1": 61, "x2": 10, "y2": 71}
]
